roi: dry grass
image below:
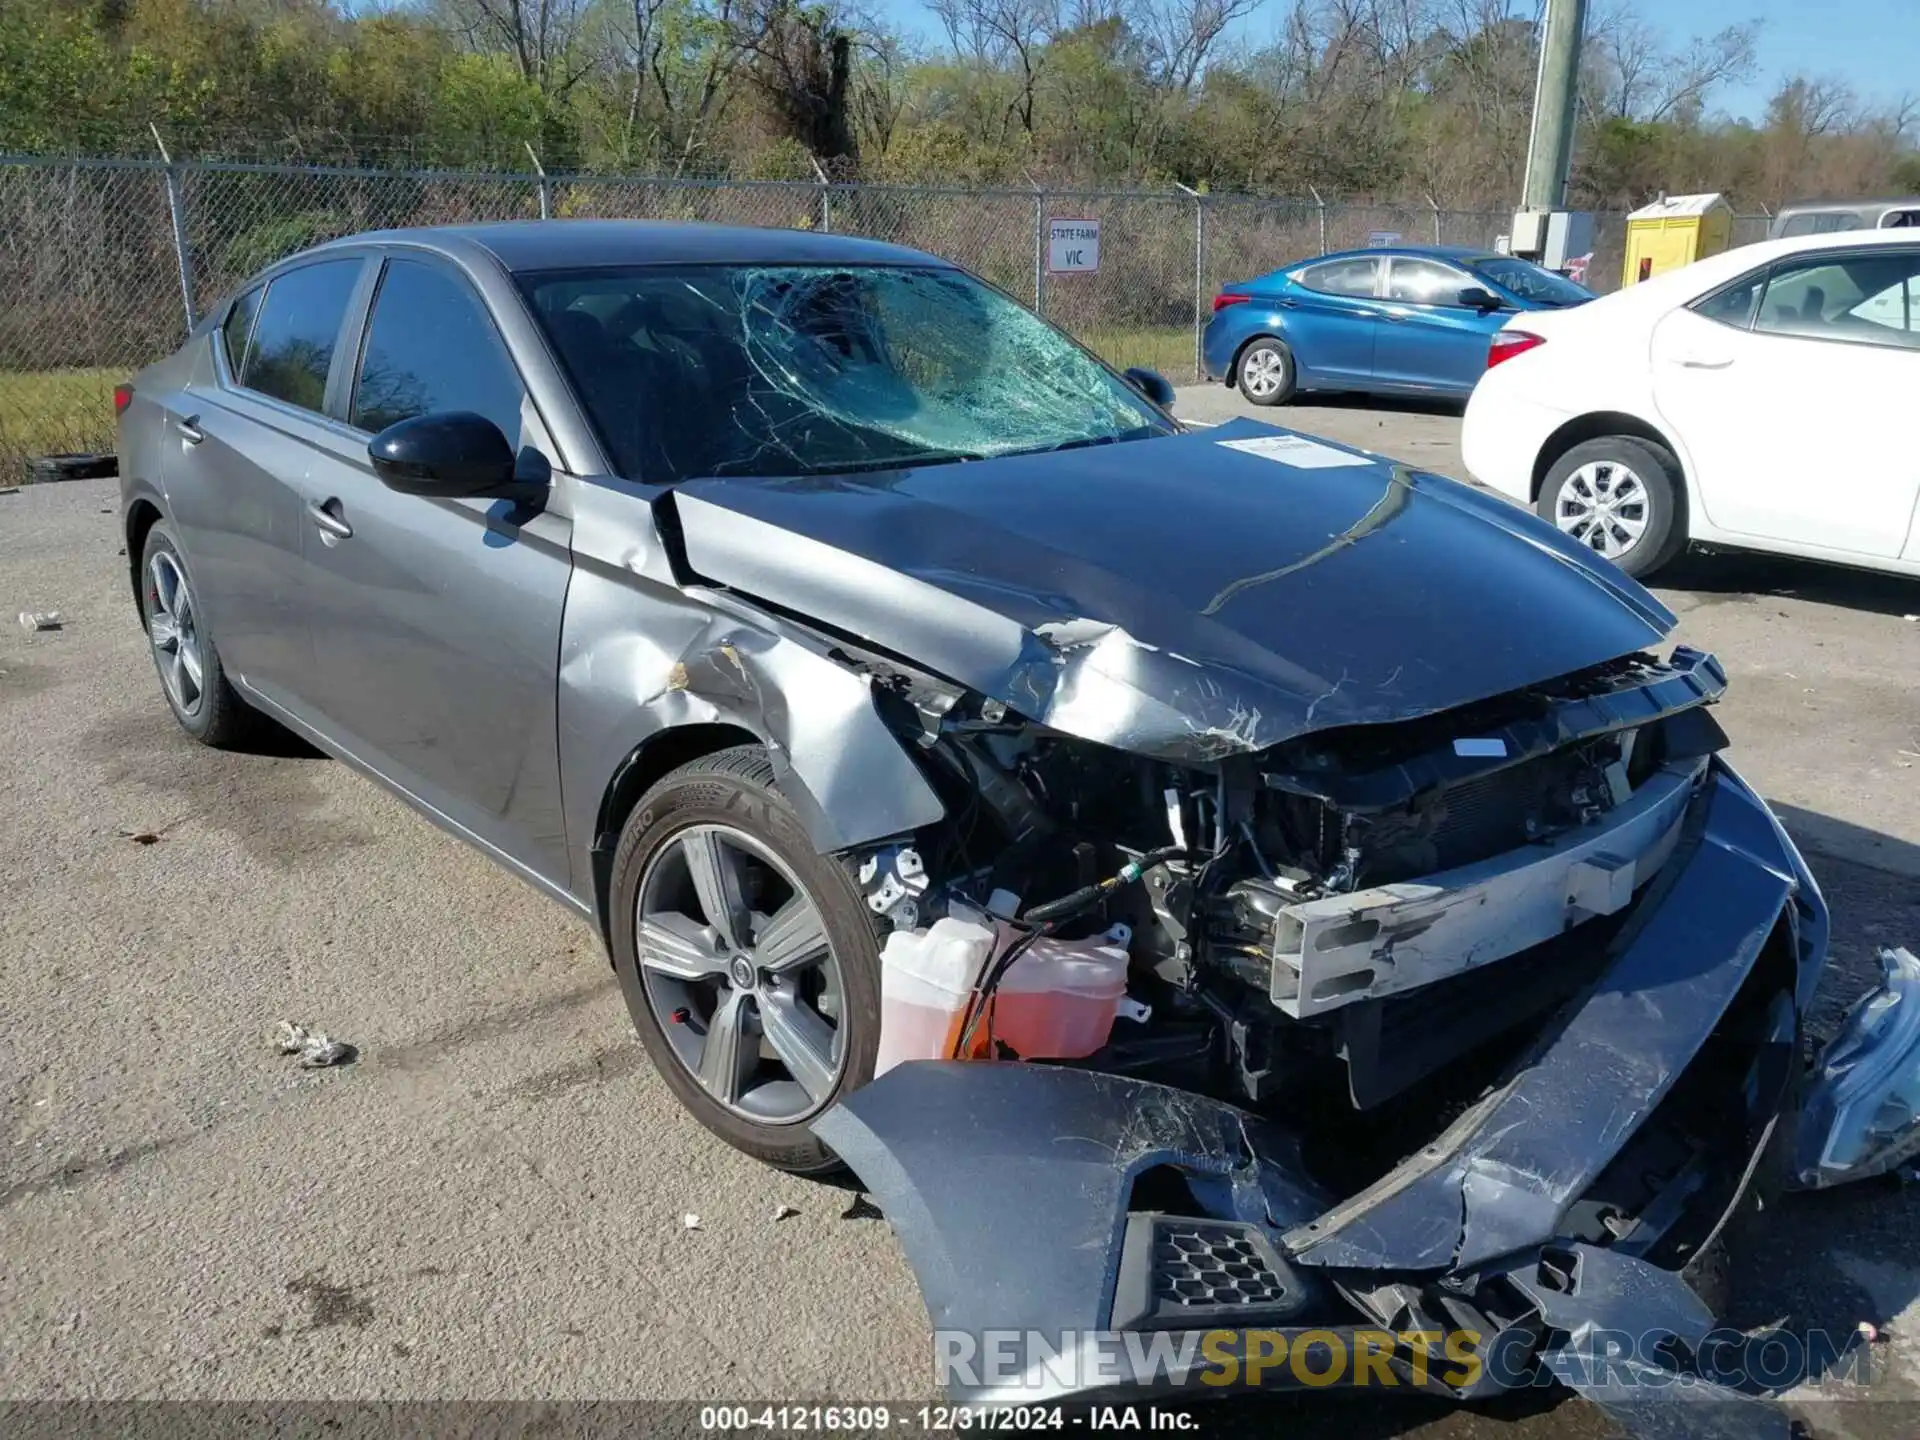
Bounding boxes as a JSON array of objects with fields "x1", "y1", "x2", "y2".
[{"x1": 0, "y1": 369, "x2": 120, "y2": 478}]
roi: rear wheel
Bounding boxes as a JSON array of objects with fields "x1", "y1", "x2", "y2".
[
  {"x1": 138, "y1": 521, "x2": 254, "y2": 746},
  {"x1": 1538, "y1": 437, "x2": 1685, "y2": 580},
  {"x1": 607, "y1": 746, "x2": 886, "y2": 1174},
  {"x1": 1236, "y1": 339, "x2": 1296, "y2": 406}
]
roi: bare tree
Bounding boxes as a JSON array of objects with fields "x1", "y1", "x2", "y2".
[
  {"x1": 1130, "y1": 0, "x2": 1271, "y2": 94},
  {"x1": 437, "y1": 0, "x2": 601, "y2": 95},
  {"x1": 929, "y1": 0, "x2": 1059, "y2": 134},
  {"x1": 1585, "y1": 1, "x2": 1757, "y2": 123}
]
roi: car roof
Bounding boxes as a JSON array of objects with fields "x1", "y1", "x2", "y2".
[
  {"x1": 1293, "y1": 244, "x2": 1498, "y2": 268},
  {"x1": 1776, "y1": 196, "x2": 1920, "y2": 213},
  {"x1": 1687, "y1": 226, "x2": 1918, "y2": 280},
  {"x1": 309, "y1": 219, "x2": 950, "y2": 273},
  {"x1": 1552, "y1": 226, "x2": 1920, "y2": 320}
]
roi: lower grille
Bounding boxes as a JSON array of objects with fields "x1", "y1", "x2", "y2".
[{"x1": 1109, "y1": 1213, "x2": 1315, "y2": 1330}]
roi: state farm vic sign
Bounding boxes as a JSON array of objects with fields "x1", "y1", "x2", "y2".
[{"x1": 1047, "y1": 217, "x2": 1101, "y2": 274}]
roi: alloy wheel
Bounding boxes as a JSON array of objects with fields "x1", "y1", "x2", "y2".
[
  {"x1": 146, "y1": 551, "x2": 205, "y2": 716},
  {"x1": 1554, "y1": 460, "x2": 1649, "y2": 560},
  {"x1": 1242, "y1": 347, "x2": 1288, "y2": 399},
  {"x1": 635, "y1": 823, "x2": 845, "y2": 1123}
]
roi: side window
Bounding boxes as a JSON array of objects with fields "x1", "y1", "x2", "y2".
[
  {"x1": 1755, "y1": 250, "x2": 1920, "y2": 349},
  {"x1": 350, "y1": 258, "x2": 526, "y2": 444},
  {"x1": 221, "y1": 288, "x2": 261, "y2": 377},
  {"x1": 1387, "y1": 258, "x2": 1472, "y2": 305},
  {"x1": 1298, "y1": 258, "x2": 1379, "y2": 298},
  {"x1": 243, "y1": 259, "x2": 363, "y2": 414},
  {"x1": 1692, "y1": 271, "x2": 1764, "y2": 329}
]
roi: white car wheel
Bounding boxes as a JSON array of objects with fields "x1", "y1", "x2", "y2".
[{"x1": 1553, "y1": 460, "x2": 1651, "y2": 561}]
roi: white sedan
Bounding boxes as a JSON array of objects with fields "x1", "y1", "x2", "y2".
[{"x1": 1463, "y1": 229, "x2": 1920, "y2": 579}]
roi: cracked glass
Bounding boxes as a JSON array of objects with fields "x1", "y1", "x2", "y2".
[{"x1": 521, "y1": 264, "x2": 1172, "y2": 481}]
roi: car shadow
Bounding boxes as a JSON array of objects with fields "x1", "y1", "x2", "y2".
[
  {"x1": 1297, "y1": 391, "x2": 1467, "y2": 419},
  {"x1": 1658, "y1": 547, "x2": 1920, "y2": 619},
  {"x1": 240, "y1": 719, "x2": 328, "y2": 760}
]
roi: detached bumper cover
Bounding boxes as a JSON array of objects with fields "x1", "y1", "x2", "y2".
[
  {"x1": 1796, "y1": 946, "x2": 1920, "y2": 1188},
  {"x1": 815, "y1": 759, "x2": 1827, "y2": 1431}
]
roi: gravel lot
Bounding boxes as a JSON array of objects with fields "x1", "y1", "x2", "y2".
[{"x1": 3, "y1": 394, "x2": 1917, "y2": 1437}]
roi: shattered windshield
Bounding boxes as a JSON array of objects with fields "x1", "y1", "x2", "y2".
[{"x1": 521, "y1": 263, "x2": 1172, "y2": 482}]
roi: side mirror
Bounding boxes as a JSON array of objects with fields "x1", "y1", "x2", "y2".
[
  {"x1": 369, "y1": 412, "x2": 534, "y2": 500},
  {"x1": 1458, "y1": 286, "x2": 1504, "y2": 312},
  {"x1": 1123, "y1": 366, "x2": 1177, "y2": 409}
]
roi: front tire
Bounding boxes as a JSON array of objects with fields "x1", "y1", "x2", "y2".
[
  {"x1": 607, "y1": 746, "x2": 886, "y2": 1175},
  {"x1": 1537, "y1": 436, "x2": 1686, "y2": 580},
  {"x1": 1236, "y1": 339, "x2": 1296, "y2": 406},
  {"x1": 138, "y1": 520, "x2": 253, "y2": 746}
]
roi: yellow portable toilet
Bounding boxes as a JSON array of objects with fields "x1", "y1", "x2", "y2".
[{"x1": 1622, "y1": 193, "x2": 1734, "y2": 286}]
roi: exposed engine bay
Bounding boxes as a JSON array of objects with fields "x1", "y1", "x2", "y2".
[{"x1": 852, "y1": 643, "x2": 1731, "y2": 1133}]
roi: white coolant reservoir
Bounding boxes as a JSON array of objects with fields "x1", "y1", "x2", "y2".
[
  {"x1": 875, "y1": 917, "x2": 996, "y2": 1076},
  {"x1": 875, "y1": 917, "x2": 1132, "y2": 1074}
]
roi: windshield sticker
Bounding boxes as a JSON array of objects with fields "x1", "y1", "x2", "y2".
[{"x1": 1217, "y1": 434, "x2": 1372, "y2": 469}]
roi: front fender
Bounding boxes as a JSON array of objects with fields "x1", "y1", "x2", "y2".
[{"x1": 557, "y1": 478, "x2": 945, "y2": 903}]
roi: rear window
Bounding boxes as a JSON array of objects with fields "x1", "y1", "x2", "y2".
[
  {"x1": 1296, "y1": 257, "x2": 1379, "y2": 297},
  {"x1": 242, "y1": 259, "x2": 363, "y2": 414},
  {"x1": 1778, "y1": 211, "x2": 1867, "y2": 238}
]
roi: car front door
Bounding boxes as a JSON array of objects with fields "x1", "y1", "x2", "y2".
[
  {"x1": 1650, "y1": 246, "x2": 1920, "y2": 558},
  {"x1": 296, "y1": 252, "x2": 575, "y2": 885},
  {"x1": 1287, "y1": 256, "x2": 1382, "y2": 384},
  {"x1": 162, "y1": 258, "x2": 369, "y2": 711},
  {"x1": 1374, "y1": 256, "x2": 1500, "y2": 392}
]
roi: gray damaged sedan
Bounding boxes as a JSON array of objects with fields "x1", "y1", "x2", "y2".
[{"x1": 117, "y1": 221, "x2": 1919, "y2": 1431}]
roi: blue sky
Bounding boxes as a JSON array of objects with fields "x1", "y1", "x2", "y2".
[
  {"x1": 1685, "y1": 0, "x2": 1915, "y2": 118},
  {"x1": 875, "y1": 0, "x2": 1917, "y2": 123}
]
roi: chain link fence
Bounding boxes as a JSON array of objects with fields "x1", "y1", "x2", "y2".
[{"x1": 0, "y1": 153, "x2": 1771, "y2": 476}]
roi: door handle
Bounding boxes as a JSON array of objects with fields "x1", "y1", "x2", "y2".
[
  {"x1": 176, "y1": 416, "x2": 205, "y2": 444},
  {"x1": 1679, "y1": 355, "x2": 1735, "y2": 370},
  {"x1": 1381, "y1": 309, "x2": 1410, "y2": 322},
  {"x1": 306, "y1": 498, "x2": 353, "y2": 540}
]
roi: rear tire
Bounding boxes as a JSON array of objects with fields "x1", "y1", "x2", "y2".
[
  {"x1": 138, "y1": 521, "x2": 254, "y2": 746},
  {"x1": 1537, "y1": 436, "x2": 1686, "y2": 580},
  {"x1": 608, "y1": 746, "x2": 887, "y2": 1175},
  {"x1": 1236, "y1": 339, "x2": 1296, "y2": 406}
]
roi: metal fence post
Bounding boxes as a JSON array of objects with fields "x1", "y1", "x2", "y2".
[
  {"x1": 525, "y1": 142, "x2": 551, "y2": 219},
  {"x1": 1308, "y1": 185, "x2": 1327, "y2": 255},
  {"x1": 1032, "y1": 188, "x2": 1046, "y2": 315},
  {"x1": 1177, "y1": 182, "x2": 1205, "y2": 382},
  {"x1": 149, "y1": 125, "x2": 196, "y2": 333},
  {"x1": 1426, "y1": 193, "x2": 1442, "y2": 245},
  {"x1": 810, "y1": 155, "x2": 832, "y2": 232}
]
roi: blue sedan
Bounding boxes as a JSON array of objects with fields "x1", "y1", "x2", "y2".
[{"x1": 1202, "y1": 245, "x2": 1593, "y2": 406}]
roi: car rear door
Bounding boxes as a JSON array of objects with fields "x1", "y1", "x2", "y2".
[
  {"x1": 164, "y1": 256, "x2": 370, "y2": 712},
  {"x1": 1650, "y1": 245, "x2": 1920, "y2": 558},
  {"x1": 1374, "y1": 256, "x2": 1500, "y2": 392},
  {"x1": 294, "y1": 250, "x2": 574, "y2": 885},
  {"x1": 1286, "y1": 256, "x2": 1382, "y2": 384}
]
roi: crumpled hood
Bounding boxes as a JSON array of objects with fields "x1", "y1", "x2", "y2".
[{"x1": 671, "y1": 418, "x2": 1675, "y2": 761}]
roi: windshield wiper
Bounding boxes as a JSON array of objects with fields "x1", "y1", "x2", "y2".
[
  {"x1": 1014, "y1": 425, "x2": 1164, "y2": 458},
  {"x1": 811, "y1": 450, "x2": 985, "y2": 475}
]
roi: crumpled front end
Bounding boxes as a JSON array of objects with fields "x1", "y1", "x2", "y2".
[{"x1": 816, "y1": 758, "x2": 1830, "y2": 1435}]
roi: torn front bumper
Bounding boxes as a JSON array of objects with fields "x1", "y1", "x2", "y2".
[{"x1": 814, "y1": 759, "x2": 1828, "y2": 1433}]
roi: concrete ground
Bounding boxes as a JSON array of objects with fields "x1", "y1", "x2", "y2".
[{"x1": 3, "y1": 399, "x2": 1917, "y2": 1437}]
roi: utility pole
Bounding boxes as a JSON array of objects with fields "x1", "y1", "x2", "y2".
[{"x1": 1520, "y1": 0, "x2": 1589, "y2": 213}]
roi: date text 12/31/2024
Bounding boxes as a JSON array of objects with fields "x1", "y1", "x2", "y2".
[{"x1": 699, "y1": 1407, "x2": 1198, "y2": 1432}]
